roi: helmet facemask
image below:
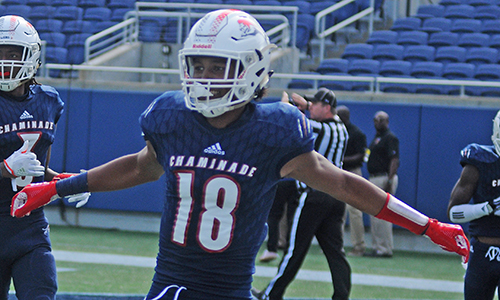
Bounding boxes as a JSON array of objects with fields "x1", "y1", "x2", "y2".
[
  {"x1": 179, "y1": 9, "x2": 275, "y2": 118},
  {"x1": 492, "y1": 110, "x2": 500, "y2": 155},
  {"x1": 0, "y1": 16, "x2": 41, "y2": 92}
]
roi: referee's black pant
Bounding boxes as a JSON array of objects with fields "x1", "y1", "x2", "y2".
[{"x1": 263, "y1": 189, "x2": 351, "y2": 300}]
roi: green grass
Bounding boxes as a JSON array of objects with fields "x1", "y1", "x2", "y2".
[{"x1": 39, "y1": 225, "x2": 466, "y2": 299}]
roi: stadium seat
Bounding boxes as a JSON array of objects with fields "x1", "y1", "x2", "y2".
[
  {"x1": 78, "y1": 0, "x2": 106, "y2": 8},
  {"x1": 52, "y1": 0, "x2": 78, "y2": 6},
  {"x1": 284, "y1": 1, "x2": 311, "y2": 15},
  {"x1": 287, "y1": 71, "x2": 317, "y2": 89},
  {"x1": 474, "y1": 64, "x2": 500, "y2": 80},
  {"x1": 318, "y1": 73, "x2": 353, "y2": 91},
  {"x1": 83, "y1": 7, "x2": 112, "y2": 22},
  {"x1": 414, "y1": 4, "x2": 445, "y2": 19},
  {"x1": 391, "y1": 17, "x2": 421, "y2": 31},
  {"x1": 45, "y1": 46, "x2": 68, "y2": 77},
  {"x1": 396, "y1": 30, "x2": 428, "y2": 46},
  {"x1": 347, "y1": 59, "x2": 380, "y2": 75},
  {"x1": 411, "y1": 61, "x2": 444, "y2": 78},
  {"x1": 473, "y1": 4, "x2": 500, "y2": 19},
  {"x1": 434, "y1": 46, "x2": 467, "y2": 63},
  {"x1": 310, "y1": 1, "x2": 336, "y2": 28},
  {"x1": 465, "y1": 47, "x2": 498, "y2": 65},
  {"x1": 444, "y1": 4, "x2": 475, "y2": 19},
  {"x1": 111, "y1": 8, "x2": 132, "y2": 22},
  {"x1": 467, "y1": 0, "x2": 495, "y2": 6},
  {"x1": 224, "y1": 0, "x2": 253, "y2": 4},
  {"x1": 108, "y1": 0, "x2": 136, "y2": 9},
  {"x1": 295, "y1": 14, "x2": 315, "y2": 51},
  {"x1": 1, "y1": 0, "x2": 27, "y2": 5},
  {"x1": 480, "y1": 19, "x2": 500, "y2": 35},
  {"x1": 27, "y1": 0, "x2": 50, "y2": 5},
  {"x1": 378, "y1": 60, "x2": 412, "y2": 76},
  {"x1": 371, "y1": 44, "x2": 404, "y2": 62},
  {"x1": 379, "y1": 75, "x2": 416, "y2": 93},
  {"x1": 36, "y1": 19, "x2": 64, "y2": 33},
  {"x1": 477, "y1": 86, "x2": 500, "y2": 97},
  {"x1": 29, "y1": 6, "x2": 57, "y2": 23},
  {"x1": 139, "y1": 18, "x2": 164, "y2": 43},
  {"x1": 402, "y1": 45, "x2": 435, "y2": 62},
  {"x1": 4, "y1": 5, "x2": 31, "y2": 17},
  {"x1": 420, "y1": 17, "x2": 452, "y2": 34},
  {"x1": 439, "y1": 0, "x2": 465, "y2": 6},
  {"x1": 457, "y1": 33, "x2": 490, "y2": 48},
  {"x1": 54, "y1": 6, "x2": 84, "y2": 21},
  {"x1": 40, "y1": 32, "x2": 66, "y2": 47},
  {"x1": 428, "y1": 32, "x2": 459, "y2": 47},
  {"x1": 66, "y1": 33, "x2": 92, "y2": 64},
  {"x1": 489, "y1": 34, "x2": 500, "y2": 50},
  {"x1": 62, "y1": 20, "x2": 93, "y2": 34},
  {"x1": 341, "y1": 44, "x2": 374, "y2": 60},
  {"x1": 414, "y1": 81, "x2": 449, "y2": 95},
  {"x1": 366, "y1": 30, "x2": 398, "y2": 45},
  {"x1": 442, "y1": 62, "x2": 475, "y2": 79},
  {"x1": 316, "y1": 58, "x2": 349, "y2": 74},
  {"x1": 450, "y1": 19, "x2": 481, "y2": 33}
]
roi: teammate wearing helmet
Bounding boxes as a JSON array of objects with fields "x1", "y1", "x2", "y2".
[
  {"x1": 11, "y1": 10, "x2": 469, "y2": 300},
  {"x1": 0, "y1": 15, "x2": 87, "y2": 300},
  {"x1": 448, "y1": 110, "x2": 500, "y2": 300}
]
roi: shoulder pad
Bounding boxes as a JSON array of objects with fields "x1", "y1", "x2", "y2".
[
  {"x1": 140, "y1": 90, "x2": 187, "y2": 135},
  {"x1": 461, "y1": 143, "x2": 498, "y2": 164}
]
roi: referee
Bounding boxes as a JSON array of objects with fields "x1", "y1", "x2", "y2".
[{"x1": 253, "y1": 88, "x2": 351, "y2": 300}]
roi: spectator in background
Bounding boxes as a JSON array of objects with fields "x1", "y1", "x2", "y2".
[
  {"x1": 364, "y1": 111, "x2": 399, "y2": 258},
  {"x1": 337, "y1": 105, "x2": 368, "y2": 257}
]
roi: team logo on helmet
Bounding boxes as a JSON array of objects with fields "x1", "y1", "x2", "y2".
[{"x1": 237, "y1": 18, "x2": 258, "y2": 38}]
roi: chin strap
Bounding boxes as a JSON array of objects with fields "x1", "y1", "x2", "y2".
[{"x1": 375, "y1": 193, "x2": 430, "y2": 235}]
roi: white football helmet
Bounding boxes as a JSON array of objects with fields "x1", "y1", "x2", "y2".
[
  {"x1": 0, "y1": 15, "x2": 41, "y2": 92},
  {"x1": 179, "y1": 9, "x2": 277, "y2": 118},
  {"x1": 492, "y1": 110, "x2": 500, "y2": 155}
]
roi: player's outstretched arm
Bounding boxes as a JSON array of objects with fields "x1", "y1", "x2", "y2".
[
  {"x1": 282, "y1": 151, "x2": 470, "y2": 262},
  {"x1": 11, "y1": 141, "x2": 164, "y2": 218}
]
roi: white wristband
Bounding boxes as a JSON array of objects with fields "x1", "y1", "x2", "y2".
[{"x1": 449, "y1": 202, "x2": 492, "y2": 223}]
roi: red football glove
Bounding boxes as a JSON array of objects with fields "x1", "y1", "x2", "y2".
[
  {"x1": 53, "y1": 173, "x2": 75, "y2": 181},
  {"x1": 11, "y1": 181, "x2": 59, "y2": 218},
  {"x1": 424, "y1": 218, "x2": 470, "y2": 263}
]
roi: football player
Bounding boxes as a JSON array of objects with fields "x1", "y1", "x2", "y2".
[
  {"x1": 12, "y1": 10, "x2": 469, "y2": 300},
  {"x1": 448, "y1": 110, "x2": 500, "y2": 300},
  {"x1": 0, "y1": 15, "x2": 88, "y2": 300}
]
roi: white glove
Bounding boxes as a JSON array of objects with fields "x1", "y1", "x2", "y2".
[
  {"x1": 4, "y1": 141, "x2": 45, "y2": 177},
  {"x1": 67, "y1": 192, "x2": 90, "y2": 208}
]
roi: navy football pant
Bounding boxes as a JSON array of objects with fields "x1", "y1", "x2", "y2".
[{"x1": 465, "y1": 237, "x2": 500, "y2": 300}]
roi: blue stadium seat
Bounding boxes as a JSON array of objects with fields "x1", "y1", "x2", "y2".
[
  {"x1": 36, "y1": 19, "x2": 64, "y2": 33},
  {"x1": 78, "y1": 0, "x2": 106, "y2": 8},
  {"x1": 111, "y1": 8, "x2": 132, "y2": 22},
  {"x1": 4, "y1": 5, "x2": 31, "y2": 17},
  {"x1": 396, "y1": 30, "x2": 428, "y2": 46},
  {"x1": 66, "y1": 33, "x2": 92, "y2": 64},
  {"x1": 224, "y1": 0, "x2": 253, "y2": 4},
  {"x1": 295, "y1": 14, "x2": 315, "y2": 51},
  {"x1": 414, "y1": 4, "x2": 445, "y2": 19},
  {"x1": 450, "y1": 19, "x2": 481, "y2": 33},
  {"x1": 481, "y1": 19, "x2": 500, "y2": 35},
  {"x1": 474, "y1": 64, "x2": 500, "y2": 80},
  {"x1": 29, "y1": 6, "x2": 57, "y2": 23},
  {"x1": 108, "y1": 0, "x2": 136, "y2": 9},
  {"x1": 309, "y1": 1, "x2": 336, "y2": 28},
  {"x1": 341, "y1": 44, "x2": 373, "y2": 60},
  {"x1": 489, "y1": 34, "x2": 500, "y2": 50},
  {"x1": 442, "y1": 62, "x2": 475, "y2": 79},
  {"x1": 316, "y1": 58, "x2": 349, "y2": 74},
  {"x1": 444, "y1": 4, "x2": 475, "y2": 19},
  {"x1": 139, "y1": 18, "x2": 164, "y2": 43},
  {"x1": 45, "y1": 46, "x2": 68, "y2": 77},
  {"x1": 467, "y1": 0, "x2": 495, "y2": 6},
  {"x1": 428, "y1": 32, "x2": 459, "y2": 47},
  {"x1": 52, "y1": 0, "x2": 78, "y2": 6},
  {"x1": 366, "y1": 30, "x2": 398, "y2": 45},
  {"x1": 284, "y1": 1, "x2": 311, "y2": 15},
  {"x1": 347, "y1": 59, "x2": 380, "y2": 75},
  {"x1": 371, "y1": 44, "x2": 404, "y2": 62},
  {"x1": 83, "y1": 7, "x2": 112, "y2": 22},
  {"x1": 477, "y1": 86, "x2": 500, "y2": 97},
  {"x1": 439, "y1": 0, "x2": 465, "y2": 6},
  {"x1": 54, "y1": 6, "x2": 84, "y2": 21},
  {"x1": 287, "y1": 72, "x2": 317, "y2": 89},
  {"x1": 318, "y1": 73, "x2": 353, "y2": 91},
  {"x1": 402, "y1": 45, "x2": 435, "y2": 62},
  {"x1": 391, "y1": 17, "x2": 421, "y2": 31},
  {"x1": 27, "y1": 0, "x2": 50, "y2": 5},
  {"x1": 420, "y1": 17, "x2": 452, "y2": 34},
  {"x1": 62, "y1": 20, "x2": 93, "y2": 34},
  {"x1": 465, "y1": 47, "x2": 498, "y2": 65},
  {"x1": 379, "y1": 77, "x2": 416, "y2": 94},
  {"x1": 457, "y1": 32, "x2": 490, "y2": 48},
  {"x1": 332, "y1": 1, "x2": 358, "y2": 23},
  {"x1": 434, "y1": 46, "x2": 467, "y2": 63},
  {"x1": 1, "y1": 0, "x2": 27, "y2": 5},
  {"x1": 411, "y1": 61, "x2": 444, "y2": 78},
  {"x1": 414, "y1": 81, "x2": 449, "y2": 95},
  {"x1": 40, "y1": 32, "x2": 66, "y2": 47},
  {"x1": 378, "y1": 60, "x2": 412, "y2": 76},
  {"x1": 473, "y1": 4, "x2": 500, "y2": 19}
]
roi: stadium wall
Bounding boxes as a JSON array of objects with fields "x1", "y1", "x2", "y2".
[{"x1": 47, "y1": 87, "x2": 498, "y2": 225}]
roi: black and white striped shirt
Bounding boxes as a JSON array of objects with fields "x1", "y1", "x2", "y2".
[{"x1": 309, "y1": 115, "x2": 348, "y2": 168}]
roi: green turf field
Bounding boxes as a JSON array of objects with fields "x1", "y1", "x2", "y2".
[{"x1": 24, "y1": 225, "x2": 466, "y2": 299}]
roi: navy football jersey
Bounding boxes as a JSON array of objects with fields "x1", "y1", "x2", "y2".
[
  {"x1": 460, "y1": 143, "x2": 500, "y2": 237},
  {"x1": 0, "y1": 85, "x2": 64, "y2": 215},
  {"x1": 140, "y1": 91, "x2": 314, "y2": 298}
]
